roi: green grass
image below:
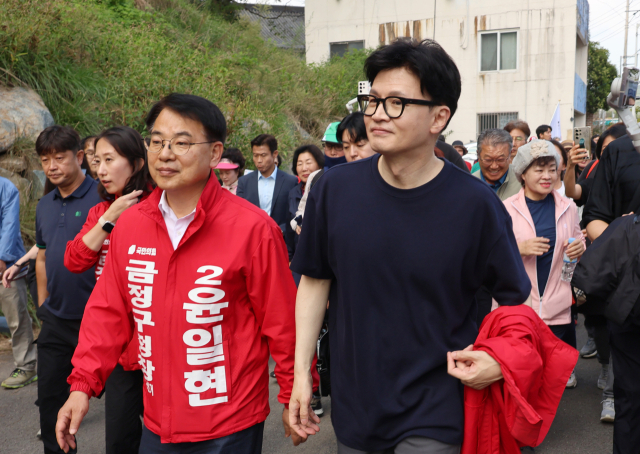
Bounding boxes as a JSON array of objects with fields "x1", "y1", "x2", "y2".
[
  {"x1": 0, "y1": 0, "x2": 369, "y2": 166},
  {"x1": 0, "y1": 0, "x2": 368, "y2": 328}
]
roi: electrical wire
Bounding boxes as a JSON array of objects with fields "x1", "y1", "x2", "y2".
[{"x1": 590, "y1": 0, "x2": 628, "y2": 28}]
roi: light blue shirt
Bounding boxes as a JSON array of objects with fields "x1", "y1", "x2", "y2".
[
  {"x1": 0, "y1": 177, "x2": 26, "y2": 265},
  {"x1": 258, "y1": 166, "x2": 278, "y2": 216}
]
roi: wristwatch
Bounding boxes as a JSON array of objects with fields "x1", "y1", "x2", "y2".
[{"x1": 99, "y1": 216, "x2": 116, "y2": 233}]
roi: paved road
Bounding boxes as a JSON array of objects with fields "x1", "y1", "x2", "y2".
[{"x1": 0, "y1": 317, "x2": 611, "y2": 453}]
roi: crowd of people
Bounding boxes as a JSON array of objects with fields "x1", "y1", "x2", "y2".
[{"x1": 0, "y1": 38, "x2": 639, "y2": 454}]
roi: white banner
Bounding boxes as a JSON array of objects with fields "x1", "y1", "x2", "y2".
[{"x1": 550, "y1": 103, "x2": 562, "y2": 140}]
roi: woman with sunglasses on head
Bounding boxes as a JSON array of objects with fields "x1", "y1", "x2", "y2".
[{"x1": 64, "y1": 126, "x2": 154, "y2": 454}]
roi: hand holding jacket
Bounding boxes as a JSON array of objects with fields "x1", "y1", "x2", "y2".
[
  {"x1": 447, "y1": 345, "x2": 504, "y2": 390},
  {"x1": 461, "y1": 305, "x2": 578, "y2": 454}
]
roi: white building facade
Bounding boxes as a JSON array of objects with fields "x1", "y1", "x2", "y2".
[{"x1": 305, "y1": 0, "x2": 589, "y2": 143}]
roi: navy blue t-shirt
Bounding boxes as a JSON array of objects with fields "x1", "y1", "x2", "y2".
[
  {"x1": 290, "y1": 156, "x2": 531, "y2": 450},
  {"x1": 36, "y1": 176, "x2": 101, "y2": 319},
  {"x1": 525, "y1": 196, "x2": 556, "y2": 297}
]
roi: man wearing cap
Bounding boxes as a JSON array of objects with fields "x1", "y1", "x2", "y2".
[
  {"x1": 452, "y1": 140, "x2": 472, "y2": 171},
  {"x1": 322, "y1": 123, "x2": 348, "y2": 170},
  {"x1": 237, "y1": 134, "x2": 298, "y2": 259},
  {"x1": 451, "y1": 140, "x2": 467, "y2": 157}
]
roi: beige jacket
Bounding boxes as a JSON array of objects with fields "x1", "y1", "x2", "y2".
[{"x1": 472, "y1": 165, "x2": 521, "y2": 201}]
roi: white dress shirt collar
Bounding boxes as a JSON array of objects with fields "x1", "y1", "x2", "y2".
[{"x1": 158, "y1": 191, "x2": 197, "y2": 250}]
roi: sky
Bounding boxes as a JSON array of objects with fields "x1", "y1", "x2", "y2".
[
  {"x1": 589, "y1": 0, "x2": 638, "y2": 73},
  {"x1": 240, "y1": 0, "x2": 633, "y2": 73}
]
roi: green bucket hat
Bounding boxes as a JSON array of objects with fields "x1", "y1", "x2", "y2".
[{"x1": 322, "y1": 122, "x2": 341, "y2": 144}]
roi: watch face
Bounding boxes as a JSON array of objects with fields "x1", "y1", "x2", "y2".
[{"x1": 102, "y1": 222, "x2": 115, "y2": 233}]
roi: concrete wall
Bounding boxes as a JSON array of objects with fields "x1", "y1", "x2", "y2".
[{"x1": 305, "y1": 0, "x2": 589, "y2": 142}]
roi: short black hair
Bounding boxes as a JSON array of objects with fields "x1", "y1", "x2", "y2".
[
  {"x1": 221, "y1": 147, "x2": 246, "y2": 174},
  {"x1": 80, "y1": 136, "x2": 97, "y2": 150},
  {"x1": 536, "y1": 124, "x2": 552, "y2": 138},
  {"x1": 291, "y1": 144, "x2": 324, "y2": 176},
  {"x1": 364, "y1": 39, "x2": 461, "y2": 130},
  {"x1": 250, "y1": 134, "x2": 278, "y2": 154},
  {"x1": 35, "y1": 126, "x2": 81, "y2": 156},
  {"x1": 145, "y1": 93, "x2": 227, "y2": 144},
  {"x1": 337, "y1": 112, "x2": 367, "y2": 144}
]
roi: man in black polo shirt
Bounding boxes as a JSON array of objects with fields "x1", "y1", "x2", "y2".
[
  {"x1": 288, "y1": 40, "x2": 531, "y2": 453},
  {"x1": 34, "y1": 126, "x2": 101, "y2": 454}
]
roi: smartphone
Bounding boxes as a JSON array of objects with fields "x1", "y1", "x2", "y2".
[{"x1": 573, "y1": 126, "x2": 591, "y2": 160}]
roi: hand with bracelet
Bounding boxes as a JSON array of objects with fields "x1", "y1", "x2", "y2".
[{"x1": 2, "y1": 244, "x2": 38, "y2": 289}]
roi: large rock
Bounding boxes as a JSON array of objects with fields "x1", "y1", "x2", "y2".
[
  {"x1": 0, "y1": 155, "x2": 28, "y2": 173},
  {"x1": 0, "y1": 86, "x2": 55, "y2": 152},
  {"x1": 0, "y1": 167, "x2": 32, "y2": 203}
]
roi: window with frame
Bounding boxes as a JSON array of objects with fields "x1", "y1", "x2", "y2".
[
  {"x1": 480, "y1": 31, "x2": 517, "y2": 72},
  {"x1": 477, "y1": 112, "x2": 519, "y2": 136},
  {"x1": 330, "y1": 41, "x2": 364, "y2": 58}
]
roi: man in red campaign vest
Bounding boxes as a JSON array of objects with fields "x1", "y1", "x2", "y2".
[{"x1": 55, "y1": 94, "x2": 304, "y2": 453}]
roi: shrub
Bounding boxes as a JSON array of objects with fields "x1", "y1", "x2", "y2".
[{"x1": 0, "y1": 0, "x2": 369, "y2": 165}]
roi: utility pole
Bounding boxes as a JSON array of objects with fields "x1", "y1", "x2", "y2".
[
  {"x1": 433, "y1": 0, "x2": 437, "y2": 39},
  {"x1": 624, "y1": 0, "x2": 630, "y2": 67}
]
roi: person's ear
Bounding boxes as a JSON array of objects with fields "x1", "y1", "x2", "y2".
[
  {"x1": 430, "y1": 106, "x2": 451, "y2": 136},
  {"x1": 273, "y1": 150, "x2": 279, "y2": 160},
  {"x1": 75, "y1": 149, "x2": 85, "y2": 167},
  {"x1": 209, "y1": 142, "x2": 224, "y2": 169},
  {"x1": 134, "y1": 158, "x2": 145, "y2": 173}
]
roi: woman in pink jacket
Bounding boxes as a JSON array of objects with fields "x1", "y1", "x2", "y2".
[{"x1": 501, "y1": 139, "x2": 585, "y2": 387}]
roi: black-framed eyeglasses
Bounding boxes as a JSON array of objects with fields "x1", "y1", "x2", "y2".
[
  {"x1": 357, "y1": 94, "x2": 440, "y2": 119},
  {"x1": 144, "y1": 136, "x2": 216, "y2": 156}
]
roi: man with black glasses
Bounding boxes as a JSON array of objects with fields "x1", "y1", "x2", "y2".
[{"x1": 288, "y1": 39, "x2": 533, "y2": 453}]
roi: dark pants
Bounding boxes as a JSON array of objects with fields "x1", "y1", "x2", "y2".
[
  {"x1": 609, "y1": 319, "x2": 640, "y2": 454},
  {"x1": 36, "y1": 305, "x2": 81, "y2": 454},
  {"x1": 337, "y1": 437, "x2": 460, "y2": 454},
  {"x1": 549, "y1": 322, "x2": 577, "y2": 349},
  {"x1": 585, "y1": 313, "x2": 611, "y2": 364},
  {"x1": 105, "y1": 364, "x2": 144, "y2": 454},
  {"x1": 139, "y1": 422, "x2": 264, "y2": 454}
]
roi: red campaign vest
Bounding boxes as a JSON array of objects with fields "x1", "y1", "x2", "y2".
[{"x1": 68, "y1": 176, "x2": 297, "y2": 443}]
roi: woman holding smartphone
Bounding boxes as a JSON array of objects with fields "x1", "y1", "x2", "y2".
[
  {"x1": 64, "y1": 126, "x2": 154, "y2": 454},
  {"x1": 564, "y1": 123, "x2": 627, "y2": 204}
]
